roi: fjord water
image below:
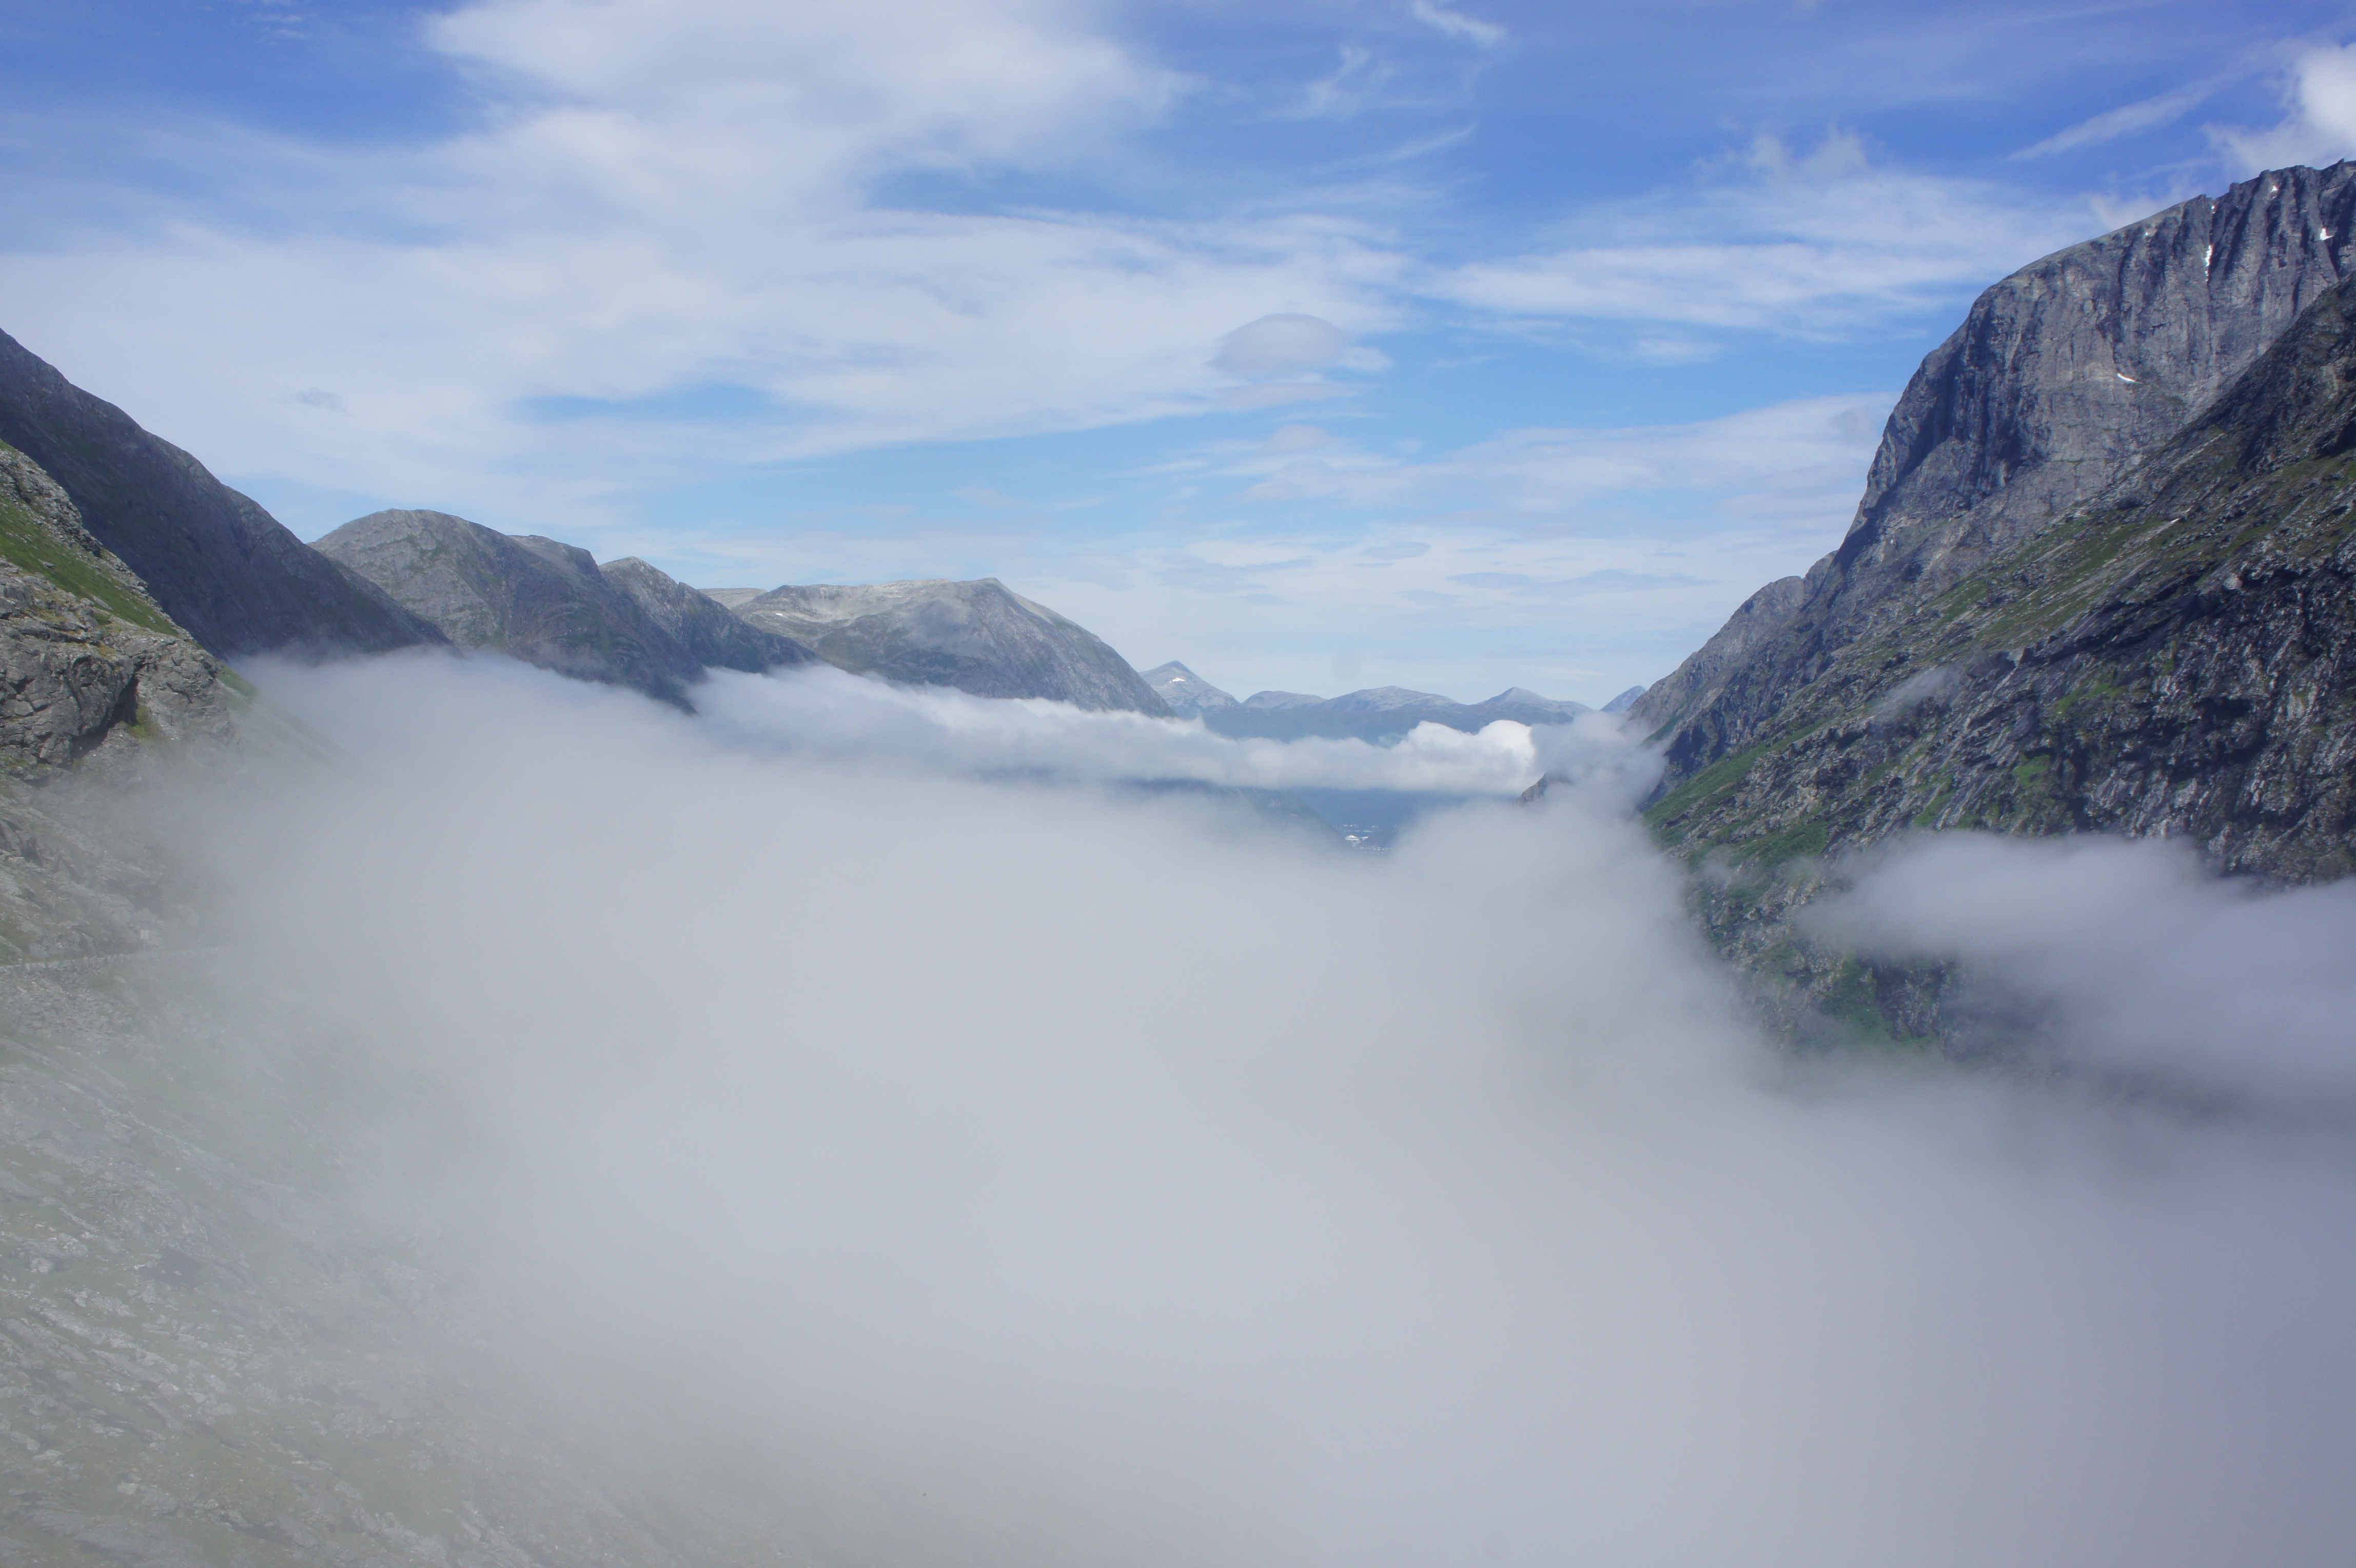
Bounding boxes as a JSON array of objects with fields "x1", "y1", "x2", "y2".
[{"x1": 141, "y1": 655, "x2": 2356, "y2": 1567}]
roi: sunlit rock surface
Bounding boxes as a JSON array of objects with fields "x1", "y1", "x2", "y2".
[{"x1": 729, "y1": 578, "x2": 1170, "y2": 714}]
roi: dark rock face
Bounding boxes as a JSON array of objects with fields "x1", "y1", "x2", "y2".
[
  {"x1": 730, "y1": 578, "x2": 1170, "y2": 715},
  {"x1": 316, "y1": 512, "x2": 806, "y2": 709},
  {"x1": 1206, "y1": 686, "x2": 1587, "y2": 742},
  {"x1": 0, "y1": 329, "x2": 444, "y2": 660},
  {"x1": 1636, "y1": 162, "x2": 2356, "y2": 778},
  {"x1": 1141, "y1": 660, "x2": 1237, "y2": 714}
]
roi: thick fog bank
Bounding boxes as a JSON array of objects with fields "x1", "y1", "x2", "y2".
[{"x1": 174, "y1": 656, "x2": 2356, "y2": 1567}]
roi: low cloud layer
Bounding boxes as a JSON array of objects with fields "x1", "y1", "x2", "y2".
[
  {"x1": 689, "y1": 659, "x2": 1577, "y2": 795},
  {"x1": 1817, "y1": 832, "x2": 2356, "y2": 1112},
  {"x1": 149, "y1": 656, "x2": 2356, "y2": 1567}
]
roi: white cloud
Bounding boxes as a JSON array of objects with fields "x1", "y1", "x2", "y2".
[
  {"x1": 2214, "y1": 43, "x2": 2356, "y2": 173},
  {"x1": 1438, "y1": 133, "x2": 2093, "y2": 334},
  {"x1": 149, "y1": 653, "x2": 2356, "y2": 1567},
  {"x1": 694, "y1": 662, "x2": 1552, "y2": 794},
  {"x1": 1813, "y1": 834, "x2": 2356, "y2": 1110},
  {"x1": 0, "y1": 0, "x2": 1403, "y2": 526}
]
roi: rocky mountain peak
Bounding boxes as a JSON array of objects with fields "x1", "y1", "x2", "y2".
[
  {"x1": 1141, "y1": 660, "x2": 1238, "y2": 713},
  {"x1": 314, "y1": 510, "x2": 808, "y2": 709},
  {"x1": 729, "y1": 578, "x2": 1169, "y2": 715}
]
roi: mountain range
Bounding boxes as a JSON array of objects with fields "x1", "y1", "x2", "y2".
[{"x1": 1140, "y1": 661, "x2": 1590, "y2": 740}]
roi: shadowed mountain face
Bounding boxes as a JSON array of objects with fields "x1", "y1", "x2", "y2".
[
  {"x1": 729, "y1": 578, "x2": 1169, "y2": 715},
  {"x1": 1140, "y1": 661, "x2": 1236, "y2": 714},
  {"x1": 0, "y1": 330, "x2": 443, "y2": 661},
  {"x1": 315, "y1": 511, "x2": 809, "y2": 709},
  {"x1": 1636, "y1": 161, "x2": 2356, "y2": 781},
  {"x1": 1206, "y1": 686, "x2": 1588, "y2": 741}
]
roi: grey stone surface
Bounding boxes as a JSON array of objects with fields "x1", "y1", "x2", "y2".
[
  {"x1": 0, "y1": 329, "x2": 444, "y2": 661},
  {"x1": 1600, "y1": 685, "x2": 1647, "y2": 714},
  {"x1": 316, "y1": 512, "x2": 805, "y2": 709},
  {"x1": 729, "y1": 578, "x2": 1170, "y2": 714},
  {"x1": 1635, "y1": 161, "x2": 2356, "y2": 778},
  {"x1": 1139, "y1": 661, "x2": 1236, "y2": 714},
  {"x1": 1, "y1": 444, "x2": 243, "y2": 964}
]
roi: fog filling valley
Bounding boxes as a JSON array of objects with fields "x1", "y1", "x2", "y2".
[{"x1": 121, "y1": 655, "x2": 2356, "y2": 1565}]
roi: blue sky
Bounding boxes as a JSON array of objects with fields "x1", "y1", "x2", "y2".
[{"x1": 4, "y1": 0, "x2": 2353, "y2": 701}]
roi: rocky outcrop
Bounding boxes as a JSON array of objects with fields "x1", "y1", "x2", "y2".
[
  {"x1": 1141, "y1": 660, "x2": 1237, "y2": 714},
  {"x1": 1, "y1": 442, "x2": 243, "y2": 961},
  {"x1": 1204, "y1": 685, "x2": 1587, "y2": 741},
  {"x1": 730, "y1": 578, "x2": 1170, "y2": 714},
  {"x1": 0, "y1": 329, "x2": 444, "y2": 660},
  {"x1": 315, "y1": 511, "x2": 808, "y2": 709},
  {"x1": 1636, "y1": 161, "x2": 2356, "y2": 782}
]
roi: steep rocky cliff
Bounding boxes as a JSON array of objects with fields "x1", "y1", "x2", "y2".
[
  {"x1": 316, "y1": 511, "x2": 809, "y2": 709},
  {"x1": 732, "y1": 579, "x2": 1170, "y2": 715},
  {"x1": 1651, "y1": 268, "x2": 2356, "y2": 1042},
  {"x1": 1636, "y1": 161, "x2": 2356, "y2": 781},
  {"x1": 1615, "y1": 163, "x2": 2356, "y2": 1044},
  {"x1": 0, "y1": 331, "x2": 443, "y2": 661}
]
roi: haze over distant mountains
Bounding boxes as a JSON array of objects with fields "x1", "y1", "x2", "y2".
[{"x1": 1142, "y1": 659, "x2": 1595, "y2": 739}]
